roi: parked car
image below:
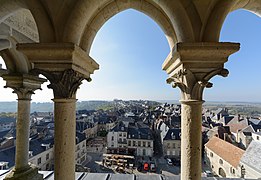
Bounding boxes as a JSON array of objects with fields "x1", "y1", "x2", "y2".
[
  {"x1": 167, "y1": 158, "x2": 173, "y2": 165},
  {"x1": 171, "y1": 158, "x2": 181, "y2": 166},
  {"x1": 150, "y1": 163, "x2": 156, "y2": 172},
  {"x1": 143, "y1": 162, "x2": 149, "y2": 171},
  {"x1": 204, "y1": 170, "x2": 213, "y2": 177}
]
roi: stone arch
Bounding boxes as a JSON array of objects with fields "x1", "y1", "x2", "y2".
[
  {"x1": 63, "y1": 0, "x2": 196, "y2": 53},
  {"x1": 0, "y1": 0, "x2": 27, "y2": 24},
  {"x1": 0, "y1": 37, "x2": 31, "y2": 73},
  {"x1": 201, "y1": 0, "x2": 239, "y2": 42},
  {"x1": 203, "y1": 0, "x2": 261, "y2": 42},
  {"x1": 0, "y1": 0, "x2": 55, "y2": 73},
  {"x1": 0, "y1": 0, "x2": 55, "y2": 43}
]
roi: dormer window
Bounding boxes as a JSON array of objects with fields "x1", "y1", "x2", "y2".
[
  {"x1": 171, "y1": 132, "x2": 175, "y2": 139},
  {"x1": 28, "y1": 151, "x2": 33, "y2": 158}
]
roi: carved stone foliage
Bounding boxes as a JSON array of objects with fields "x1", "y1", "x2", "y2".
[
  {"x1": 162, "y1": 42, "x2": 240, "y2": 101},
  {"x1": 11, "y1": 87, "x2": 35, "y2": 100},
  {"x1": 2, "y1": 74, "x2": 46, "y2": 100},
  {"x1": 166, "y1": 68, "x2": 229, "y2": 101},
  {"x1": 32, "y1": 69, "x2": 89, "y2": 99}
]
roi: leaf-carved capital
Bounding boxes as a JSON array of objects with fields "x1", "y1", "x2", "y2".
[
  {"x1": 167, "y1": 68, "x2": 230, "y2": 101},
  {"x1": 32, "y1": 69, "x2": 89, "y2": 99},
  {"x1": 2, "y1": 74, "x2": 46, "y2": 100},
  {"x1": 11, "y1": 87, "x2": 34, "y2": 100}
]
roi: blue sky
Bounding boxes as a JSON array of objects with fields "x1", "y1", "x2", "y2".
[{"x1": 0, "y1": 9, "x2": 261, "y2": 102}]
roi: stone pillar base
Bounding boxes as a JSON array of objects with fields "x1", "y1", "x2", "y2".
[{"x1": 4, "y1": 165, "x2": 43, "y2": 180}]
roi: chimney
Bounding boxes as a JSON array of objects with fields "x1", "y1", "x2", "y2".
[{"x1": 224, "y1": 133, "x2": 228, "y2": 142}]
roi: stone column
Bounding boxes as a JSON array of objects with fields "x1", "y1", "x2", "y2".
[
  {"x1": 53, "y1": 98, "x2": 76, "y2": 180},
  {"x1": 17, "y1": 43, "x2": 99, "y2": 180},
  {"x1": 180, "y1": 100, "x2": 203, "y2": 180},
  {"x1": 163, "y1": 42, "x2": 240, "y2": 180},
  {"x1": 46, "y1": 69, "x2": 84, "y2": 180},
  {"x1": 2, "y1": 74, "x2": 45, "y2": 180}
]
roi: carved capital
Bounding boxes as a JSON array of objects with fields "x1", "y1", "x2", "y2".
[
  {"x1": 17, "y1": 43, "x2": 99, "y2": 99},
  {"x1": 2, "y1": 74, "x2": 46, "y2": 100},
  {"x1": 166, "y1": 68, "x2": 229, "y2": 100},
  {"x1": 33, "y1": 69, "x2": 89, "y2": 99},
  {"x1": 163, "y1": 42, "x2": 240, "y2": 101}
]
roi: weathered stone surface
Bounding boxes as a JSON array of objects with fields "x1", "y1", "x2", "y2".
[
  {"x1": 4, "y1": 165, "x2": 43, "y2": 180},
  {"x1": 163, "y1": 42, "x2": 240, "y2": 101}
]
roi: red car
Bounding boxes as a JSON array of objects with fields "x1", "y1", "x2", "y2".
[{"x1": 143, "y1": 162, "x2": 149, "y2": 171}]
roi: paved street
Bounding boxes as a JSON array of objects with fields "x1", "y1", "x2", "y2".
[{"x1": 85, "y1": 152, "x2": 113, "y2": 173}]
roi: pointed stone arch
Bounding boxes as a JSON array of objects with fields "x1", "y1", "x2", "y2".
[
  {"x1": 203, "y1": 0, "x2": 261, "y2": 42},
  {"x1": 0, "y1": 0, "x2": 55, "y2": 73},
  {"x1": 63, "y1": 0, "x2": 196, "y2": 53}
]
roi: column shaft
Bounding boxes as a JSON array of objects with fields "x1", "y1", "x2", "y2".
[
  {"x1": 53, "y1": 99, "x2": 76, "y2": 180},
  {"x1": 15, "y1": 99, "x2": 31, "y2": 170},
  {"x1": 180, "y1": 100, "x2": 203, "y2": 180}
]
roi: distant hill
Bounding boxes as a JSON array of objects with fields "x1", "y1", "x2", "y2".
[{"x1": 0, "y1": 101, "x2": 116, "y2": 113}]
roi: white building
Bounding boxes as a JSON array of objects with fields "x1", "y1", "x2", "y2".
[
  {"x1": 252, "y1": 131, "x2": 261, "y2": 142},
  {"x1": 162, "y1": 128, "x2": 181, "y2": 158},
  {"x1": 240, "y1": 141, "x2": 261, "y2": 179},
  {"x1": 107, "y1": 121, "x2": 128, "y2": 154},
  {"x1": 75, "y1": 132, "x2": 87, "y2": 165},
  {"x1": 205, "y1": 136, "x2": 245, "y2": 178},
  {"x1": 107, "y1": 121, "x2": 153, "y2": 157}
]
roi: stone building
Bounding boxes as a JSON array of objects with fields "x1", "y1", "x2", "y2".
[
  {"x1": 162, "y1": 128, "x2": 181, "y2": 158},
  {"x1": 205, "y1": 136, "x2": 245, "y2": 178},
  {"x1": 1, "y1": 0, "x2": 261, "y2": 180},
  {"x1": 107, "y1": 121, "x2": 153, "y2": 157},
  {"x1": 240, "y1": 141, "x2": 261, "y2": 179}
]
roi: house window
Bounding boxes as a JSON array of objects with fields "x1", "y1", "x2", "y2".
[
  {"x1": 210, "y1": 152, "x2": 213, "y2": 157},
  {"x1": 257, "y1": 136, "x2": 260, "y2": 140},
  {"x1": 46, "y1": 153, "x2": 49, "y2": 161},
  {"x1": 128, "y1": 140, "x2": 131, "y2": 146},
  {"x1": 138, "y1": 141, "x2": 141, "y2": 146},
  {"x1": 111, "y1": 136, "x2": 114, "y2": 141},
  {"x1": 143, "y1": 142, "x2": 146, "y2": 147},
  {"x1": 133, "y1": 141, "x2": 136, "y2": 146},
  {"x1": 119, "y1": 133, "x2": 122, "y2": 137},
  {"x1": 37, "y1": 157, "x2": 41, "y2": 165},
  {"x1": 173, "y1": 143, "x2": 176, "y2": 148},
  {"x1": 219, "y1": 159, "x2": 223, "y2": 165},
  {"x1": 230, "y1": 167, "x2": 235, "y2": 174},
  {"x1": 148, "y1": 142, "x2": 151, "y2": 147},
  {"x1": 46, "y1": 163, "x2": 49, "y2": 170}
]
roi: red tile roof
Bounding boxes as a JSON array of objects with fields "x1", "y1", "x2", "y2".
[{"x1": 205, "y1": 136, "x2": 245, "y2": 167}]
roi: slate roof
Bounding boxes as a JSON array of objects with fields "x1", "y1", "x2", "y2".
[
  {"x1": 205, "y1": 136, "x2": 245, "y2": 168},
  {"x1": 111, "y1": 121, "x2": 127, "y2": 132},
  {"x1": 220, "y1": 116, "x2": 234, "y2": 125},
  {"x1": 163, "y1": 128, "x2": 181, "y2": 141},
  {"x1": 0, "y1": 130, "x2": 10, "y2": 140},
  {"x1": 0, "y1": 117, "x2": 15, "y2": 124},
  {"x1": 29, "y1": 138, "x2": 54, "y2": 156},
  {"x1": 240, "y1": 141, "x2": 261, "y2": 173},
  {"x1": 128, "y1": 122, "x2": 153, "y2": 140},
  {"x1": 248, "y1": 118, "x2": 261, "y2": 125},
  {"x1": 0, "y1": 147, "x2": 15, "y2": 167},
  {"x1": 76, "y1": 132, "x2": 86, "y2": 143}
]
